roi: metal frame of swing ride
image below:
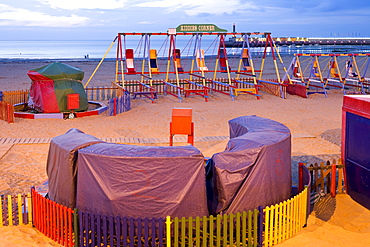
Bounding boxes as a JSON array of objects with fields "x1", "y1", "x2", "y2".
[
  {"x1": 84, "y1": 27, "x2": 289, "y2": 102},
  {"x1": 284, "y1": 53, "x2": 370, "y2": 97}
]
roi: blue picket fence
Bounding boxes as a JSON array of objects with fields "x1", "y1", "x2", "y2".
[
  {"x1": 78, "y1": 210, "x2": 165, "y2": 247},
  {"x1": 85, "y1": 87, "x2": 119, "y2": 101},
  {"x1": 108, "y1": 91, "x2": 131, "y2": 116}
]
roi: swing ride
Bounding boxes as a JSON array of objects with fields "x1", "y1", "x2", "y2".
[
  {"x1": 284, "y1": 53, "x2": 370, "y2": 98},
  {"x1": 84, "y1": 24, "x2": 289, "y2": 102}
]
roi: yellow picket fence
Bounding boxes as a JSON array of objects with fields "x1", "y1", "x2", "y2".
[
  {"x1": 0, "y1": 193, "x2": 32, "y2": 227},
  {"x1": 164, "y1": 186, "x2": 309, "y2": 247},
  {"x1": 263, "y1": 187, "x2": 308, "y2": 246}
]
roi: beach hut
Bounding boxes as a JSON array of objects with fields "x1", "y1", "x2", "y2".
[{"x1": 27, "y1": 62, "x2": 88, "y2": 113}]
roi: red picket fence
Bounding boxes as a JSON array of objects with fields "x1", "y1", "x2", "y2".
[
  {"x1": 0, "y1": 101, "x2": 15, "y2": 123},
  {"x1": 31, "y1": 188, "x2": 75, "y2": 247}
]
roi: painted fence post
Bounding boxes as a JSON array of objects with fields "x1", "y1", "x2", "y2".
[
  {"x1": 298, "y1": 162, "x2": 304, "y2": 192},
  {"x1": 331, "y1": 163, "x2": 337, "y2": 198},
  {"x1": 102, "y1": 87, "x2": 105, "y2": 101},
  {"x1": 304, "y1": 186, "x2": 309, "y2": 227},
  {"x1": 258, "y1": 206, "x2": 263, "y2": 247},
  {"x1": 7, "y1": 103, "x2": 12, "y2": 123},
  {"x1": 113, "y1": 97, "x2": 117, "y2": 116},
  {"x1": 17, "y1": 194, "x2": 23, "y2": 225},
  {"x1": 91, "y1": 87, "x2": 94, "y2": 101},
  {"x1": 166, "y1": 216, "x2": 171, "y2": 247},
  {"x1": 0, "y1": 196, "x2": 3, "y2": 227},
  {"x1": 73, "y1": 208, "x2": 79, "y2": 247},
  {"x1": 7, "y1": 195, "x2": 13, "y2": 226},
  {"x1": 203, "y1": 215, "x2": 208, "y2": 247}
]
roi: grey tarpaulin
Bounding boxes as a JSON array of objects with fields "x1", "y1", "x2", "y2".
[
  {"x1": 76, "y1": 142, "x2": 208, "y2": 218},
  {"x1": 47, "y1": 115, "x2": 292, "y2": 218},
  {"x1": 46, "y1": 128, "x2": 104, "y2": 208},
  {"x1": 206, "y1": 115, "x2": 292, "y2": 214}
]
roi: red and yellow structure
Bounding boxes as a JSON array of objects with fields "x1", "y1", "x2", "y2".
[{"x1": 84, "y1": 24, "x2": 289, "y2": 102}]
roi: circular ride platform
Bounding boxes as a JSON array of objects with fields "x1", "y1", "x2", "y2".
[{"x1": 13, "y1": 101, "x2": 108, "y2": 119}]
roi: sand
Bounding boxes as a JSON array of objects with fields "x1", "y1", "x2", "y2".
[{"x1": 0, "y1": 58, "x2": 369, "y2": 246}]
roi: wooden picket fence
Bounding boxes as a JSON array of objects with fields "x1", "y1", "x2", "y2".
[
  {"x1": 108, "y1": 91, "x2": 131, "y2": 116},
  {"x1": 112, "y1": 77, "x2": 256, "y2": 95},
  {"x1": 304, "y1": 159, "x2": 345, "y2": 197},
  {"x1": 258, "y1": 79, "x2": 287, "y2": 98},
  {"x1": 78, "y1": 211, "x2": 165, "y2": 247},
  {"x1": 31, "y1": 188, "x2": 76, "y2": 247},
  {"x1": 0, "y1": 90, "x2": 29, "y2": 105},
  {"x1": 78, "y1": 186, "x2": 308, "y2": 247},
  {"x1": 1, "y1": 166, "x2": 312, "y2": 247},
  {"x1": 0, "y1": 88, "x2": 122, "y2": 104},
  {"x1": 0, "y1": 193, "x2": 32, "y2": 227},
  {"x1": 167, "y1": 209, "x2": 261, "y2": 247},
  {"x1": 0, "y1": 101, "x2": 15, "y2": 123},
  {"x1": 263, "y1": 188, "x2": 308, "y2": 247},
  {"x1": 85, "y1": 86, "x2": 124, "y2": 101}
]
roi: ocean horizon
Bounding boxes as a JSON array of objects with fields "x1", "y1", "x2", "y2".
[{"x1": 1, "y1": 39, "x2": 370, "y2": 61}]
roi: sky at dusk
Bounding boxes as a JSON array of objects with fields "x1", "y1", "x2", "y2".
[{"x1": 1, "y1": 0, "x2": 370, "y2": 40}]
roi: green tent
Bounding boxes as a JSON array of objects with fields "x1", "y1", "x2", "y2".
[{"x1": 27, "y1": 62, "x2": 88, "y2": 113}]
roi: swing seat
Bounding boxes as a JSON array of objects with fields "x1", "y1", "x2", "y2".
[
  {"x1": 150, "y1": 49, "x2": 159, "y2": 75},
  {"x1": 125, "y1": 49, "x2": 136, "y2": 74},
  {"x1": 242, "y1": 49, "x2": 251, "y2": 71},
  {"x1": 196, "y1": 49, "x2": 208, "y2": 71},
  {"x1": 234, "y1": 88, "x2": 261, "y2": 98},
  {"x1": 219, "y1": 48, "x2": 230, "y2": 72},
  {"x1": 173, "y1": 49, "x2": 184, "y2": 72}
]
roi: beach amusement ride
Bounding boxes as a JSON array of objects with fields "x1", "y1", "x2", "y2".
[
  {"x1": 284, "y1": 52, "x2": 370, "y2": 98},
  {"x1": 85, "y1": 24, "x2": 290, "y2": 102},
  {"x1": 8, "y1": 23, "x2": 370, "y2": 120},
  {"x1": 84, "y1": 23, "x2": 370, "y2": 103}
]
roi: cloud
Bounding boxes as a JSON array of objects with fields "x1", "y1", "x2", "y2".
[
  {"x1": 0, "y1": 4, "x2": 89, "y2": 27},
  {"x1": 134, "y1": 0, "x2": 258, "y2": 15},
  {"x1": 138, "y1": 21, "x2": 153, "y2": 24},
  {"x1": 38, "y1": 0, "x2": 127, "y2": 10}
]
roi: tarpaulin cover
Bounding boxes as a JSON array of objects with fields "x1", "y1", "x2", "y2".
[
  {"x1": 54, "y1": 79, "x2": 89, "y2": 112},
  {"x1": 76, "y1": 142, "x2": 208, "y2": 218},
  {"x1": 46, "y1": 128, "x2": 104, "y2": 208},
  {"x1": 27, "y1": 62, "x2": 88, "y2": 113},
  {"x1": 206, "y1": 115, "x2": 292, "y2": 214},
  {"x1": 29, "y1": 80, "x2": 59, "y2": 113},
  {"x1": 27, "y1": 62, "x2": 84, "y2": 81}
]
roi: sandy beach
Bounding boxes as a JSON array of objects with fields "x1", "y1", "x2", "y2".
[{"x1": 1, "y1": 57, "x2": 370, "y2": 246}]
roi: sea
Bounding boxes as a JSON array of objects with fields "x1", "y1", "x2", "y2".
[{"x1": 1, "y1": 39, "x2": 370, "y2": 61}]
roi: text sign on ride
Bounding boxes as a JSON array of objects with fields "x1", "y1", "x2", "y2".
[{"x1": 176, "y1": 24, "x2": 227, "y2": 33}]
